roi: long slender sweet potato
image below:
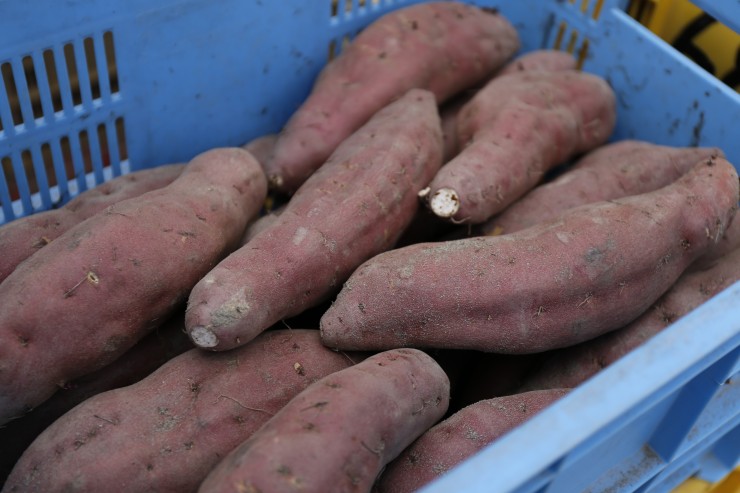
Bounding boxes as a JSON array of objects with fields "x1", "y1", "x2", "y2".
[
  {"x1": 0, "y1": 312, "x2": 191, "y2": 483},
  {"x1": 3, "y1": 330, "x2": 360, "y2": 493},
  {"x1": 374, "y1": 389, "x2": 568, "y2": 493},
  {"x1": 439, "y1": 50, "x2": 576, "y2": 164},
  {"x1": 421, "y1": 70, "x2": 616, "y2": 223},
  {"x1": 264, "y1": 2, "x2": 519, "y2": 193},
  {"x1": 480, "y1": 141, "x2": 725, "y2": 236},
  {"x1": 0, "y1": 164, "x2": 184, "y2": 284},
  {"x1": 321, "y1": 157, "x2": 739, "y2": 353},
  {"x1": 0, "y1": 148, "x2": 267, "y2": 425},
  {"x1": 186, "y1": 89, "x2": 443, "y2": 351},
  {"x1": 198, "y1": 348, "x2": 449, "y2": 493},
  {"x1": 520, "y1": 242, "x2": 740, "y2": 391}
]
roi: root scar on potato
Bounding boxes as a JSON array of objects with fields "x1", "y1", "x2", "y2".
[
  {"x1": 63, "y1": 270, "x2": 99, "y2": 298},
  {"x1": 190, "y1": 326, "x2": 219, "y2": 348},
  {"x1": 429, "y1": 188, "x2": 460, "y2": 218}
]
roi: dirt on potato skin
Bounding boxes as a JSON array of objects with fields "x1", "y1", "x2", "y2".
[
  {"x1": 321, "y1": 157, "x2": 739, "y2": 354},
  {"x1": 3, "y1": 330, "x2": 360, "y2": 493},
  {"x1": 0, "y1": 148, "x2": 266, "y2": 425}
]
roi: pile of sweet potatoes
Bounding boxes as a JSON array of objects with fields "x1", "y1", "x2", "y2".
[{"x1": 1, "y1": 2, "x2": 739, "y2": 492}]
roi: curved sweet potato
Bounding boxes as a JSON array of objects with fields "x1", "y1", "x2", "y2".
[
  {"x1": 186, "y1": 89, "x2": 443, "y2": 351},
  {"x1": 520, "y1": 242, "x2": 740, "y2": 391},
  {"x1": 422, "y1": 70, "x2": 616, "y2": 223},
  {"x1": 0, "y1": 148, "x2": 267, "y2": 424},
  {"x1": 0, "y1": 164, "x2": 184, "y2": 284},
  {"x1": 375, "y1": 389, "x2": 568, "y2": 493},
  {"x1": 321, "y1": 157, "x2": 739, "y2": 353},
  {"x1": 0, "y1": 312, "x2": 191, "y2": 483},
  {"x1": 264, "y1": 2, "x2": 519, "y2": 193},
  {"x1": 198, "y1": 348, "x2": 449, "y2": 493},
  {"x1": 480, "y1": 142, "x2": 724, "y2": 236},
  {"x1": 439, "y1": 50, "x2": 576, "y2": 164},
  {"x1": 3, "y1": 330, "x2": 359, "y2": 493}
]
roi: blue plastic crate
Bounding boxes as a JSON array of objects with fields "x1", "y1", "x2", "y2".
[{"x1": 1, "y1": 0, "x2": 738, "y2": 491}]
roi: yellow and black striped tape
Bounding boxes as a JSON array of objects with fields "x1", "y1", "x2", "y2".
[{"x1": 628, "y1": 0, "x2": 740, "y2": 92}]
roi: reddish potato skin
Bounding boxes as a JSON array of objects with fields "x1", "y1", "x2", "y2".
[
  {"x1": 496, "y1": 49, "x2": 577, "y2": 76},
  {"x1": 241, "y1": 134, "x2": 277, "y2": 168},
  {"x1": 375, "y1": 389, "x2": 568, "y2": 493},
  {"x1": 440, "y1": 96, "x2": 471, "y2": 163},
  {"x1": 0, "y1": 164, "x2": 184, "y2": 284},
  {"x1": 198, "y1": 348, "x2": 450, "y2": 493},
  {"x1": 0, "y1": 313, "x2": 191, "y2": 483},
  {"x1": 264, "y1": 2, "x2": 519, "y2": 193},
  {"x1": 237, "y1": 132, "x2": 280, "y2": 246},
  {"x1": 439, "y1": 51, "x2": 576, "y2": 164},
  {"x1": 480, "y1": 142, "x2": 725, "y2": 236},
  {"x1": 520, "y1": 243, "x2": 740, "y2": 391},
  {"x1": 186, "y1": 89, "x2": 444, "y2": 351},
  {"x1": 3, "y1": 330, "x2": 360, "y2": 493},
  {"x1": 321, "y1": 158, "x2": 739, "y2": 353},
  {"x1": 0, "y1": 148, "x2": 267, "y2": 424},
  {"x1": 425, "y1": 71, "x2": 616, "y2": 224},
  {"x1": 692, "y1": 210, "x2": 740, "y2": 269},
  {"x1": 239, "y1": 203, "x2": 286, "y2": 246}
]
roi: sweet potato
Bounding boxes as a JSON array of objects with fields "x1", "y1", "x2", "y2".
[
  {"x1": 3, "y1": 330, "x2": 360, "y2": 493},
  {"x1": 0, "y1": 148, "x2": 267, "y2": 424},
  {"x1": 421, "y1": 70, "x2": 616, "y2": 223},
  {"x1": 237, "y1": 133, "x2": 282, "y2": 246},
  {"x1": 186, "y1": 89, "x2": 443, "y2": 351},
  {"x1": 520, "y1": 242, "x2": 740, "y2": 391},
  {"x1": 263, "y1": 2, "x2": 519, "y2": 193},
  {"x1": 198, "y1": 348, "x2": 449, "y2": 493},
  {"x1": 239, "y1": 203, "x2": 285, "y2": 246},
  {"x1": 496, "y1": 49, "x2": 577, "y2": 76},
  {"x1": 0, "y1": 164, "x2": 184, "y2": 284},
  {"x1": 692, "y1": 207, "x2": 740, "y2": 269},
  {"x1": 439, "y1": 50, "x2": 576, "y2": 164},
  {"x1": 439, "y1": 95, "x2": 471, "y2": 163},
  {"x1": 480, "y1": 141, "x2": 725, "y2": 236},
  {"x1": 0, "y1": 312, "x2": 191, "y2": 483},
  {"x1": 241, "y1": 133, "x2": 277, "y2": 168},
  {"x1": 321, "y1": 157, "x2": 739, "y2": 353},
  {"x1": 374, "y1": 389, "x2": 568, "y2": 493}
]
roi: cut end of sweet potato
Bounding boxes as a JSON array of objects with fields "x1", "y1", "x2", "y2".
[
  {"x1": 190, "y1": 326, "x2": 219, "y2": 348},
  {"x1": 429, "y1": 188, "x2": 460, "y2": 218},
  {"x1": 267, "y1": 173, "x2": 284, "y2": 191}
]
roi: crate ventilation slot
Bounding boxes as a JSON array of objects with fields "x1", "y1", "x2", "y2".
[
  {"x1": 0, "y1": 117, "x2": 128, "y2": 221},
  {"x1": 328, "y1": 30, "x2": 364, "y2": 62},
  {"x1": 568, "y1": 0, "x2": 606, "y2": 20},
  {"x1": 0, "y1": 31, "x2": 119, "y2": 134},
  {"x1": 331, "y1": 0, "x2": 384, "y2": 19},
  {"x1": 552, "y1": 21, "x2": 590, "y2": 69}
]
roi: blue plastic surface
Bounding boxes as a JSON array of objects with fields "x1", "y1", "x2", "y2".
[{"x1": 1, "y1": 0, "x2": 739, "y2": 491}]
